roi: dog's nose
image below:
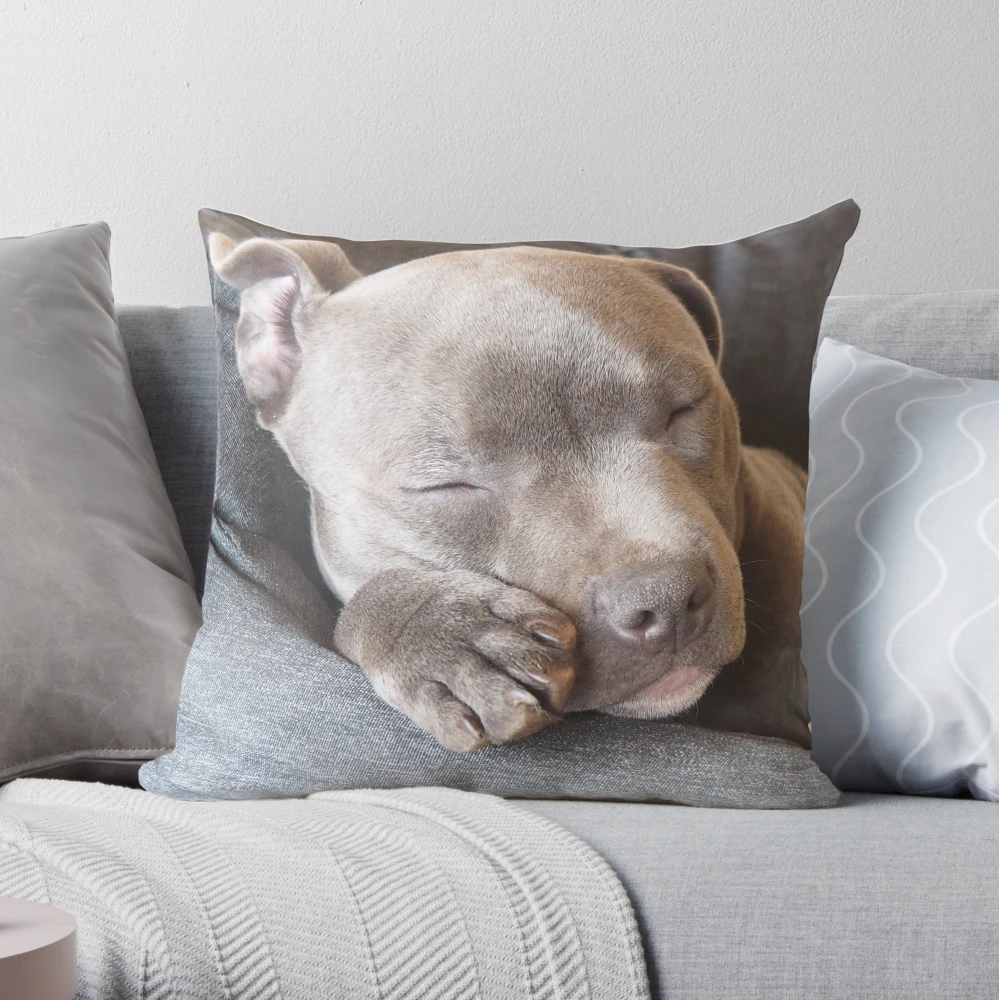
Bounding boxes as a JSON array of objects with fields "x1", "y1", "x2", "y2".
[{"x1": 593, "y1": 560, "x2": 714, "y2": 654}]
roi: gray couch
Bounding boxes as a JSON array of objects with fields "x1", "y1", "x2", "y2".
[{"x1": 117, "y1": 294, "x2": 999, "y2": 1000}]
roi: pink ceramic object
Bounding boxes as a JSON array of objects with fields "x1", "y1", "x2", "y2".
[{"x1": 0, "y1": 898, "x2": 76, "y2": 1000}]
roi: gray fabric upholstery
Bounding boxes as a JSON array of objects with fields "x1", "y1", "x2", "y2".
[
  {"x1": 116, "y1": 305, "x2": 218, "y2": 596},
  {"x1": 819, "y1": 290, "x2": 999, "y2": 380},
  {"x1": 0, "y1": 225, "x2": 202, "y2": 783},
  {"x1": 522, "y1": 792, "x2": 999, "y2": 999},
  {"x1": 139, "y1": 208, "x2": 853, "y2": 808}
]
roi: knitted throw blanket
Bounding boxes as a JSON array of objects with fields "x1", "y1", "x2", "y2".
[{"x1": 0, "y1": 779, "x2": 649, "y2": 1000}]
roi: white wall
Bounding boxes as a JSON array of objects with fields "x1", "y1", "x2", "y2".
[{"x1": 2, "y1": 1, "x2": 996, "y2": 306}]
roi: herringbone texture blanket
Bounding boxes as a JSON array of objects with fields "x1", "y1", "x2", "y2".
[{"x1": 0, "y1": 779, "x2": 649, "y2": 999}]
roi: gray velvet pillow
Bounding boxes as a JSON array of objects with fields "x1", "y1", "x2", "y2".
[
  {"x1": 139, "y1": 206, "x2": 858, "y2": 808},
  {"x1": 0, "y1": 224, "x2": 203, "y2": 784}
]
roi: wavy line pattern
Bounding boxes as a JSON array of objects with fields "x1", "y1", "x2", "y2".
[
  {"x1": 802, "y1": 339, "x2": 999, "y2": 801},
  {"x1": 827, "y1": 378, "x2": 969, "y2": 783},
  {"x1": 888, "y1": 385, "x2": 975, "y2": 789},
  {"x1": 921, "y1": 456, "x2": 999, "y2": 796},
  {"x1": 801, "y1": 353, "x2": 911, "y2": 616}
]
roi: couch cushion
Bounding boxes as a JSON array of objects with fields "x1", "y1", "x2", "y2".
[
  {"x1": 116, "y1": 305, "x2": 218, "y2": 596},
  {"x1": 0, "y1": 778, "x2": 650, "y2": 1000},
  {"x1": 819, "y1": 290, "x2": 999, "y2": 380},
  {"x1": 521, "y1": 793, "x2": 999, "y2": 999}
]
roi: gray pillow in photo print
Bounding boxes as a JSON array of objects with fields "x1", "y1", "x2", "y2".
[{"x1": 802, "y1": 338, "x2": 999, "y2": 800}]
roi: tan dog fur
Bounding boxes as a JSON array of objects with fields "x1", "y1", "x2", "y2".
[{"x1": 209, "y1": 234, "x2": 810, "y2": 752}]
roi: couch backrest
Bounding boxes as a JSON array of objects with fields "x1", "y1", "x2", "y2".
[
  {"x1": 818, "y1": 291, "x2": 999, "y2": 379},
  {"x1": 119, "y1": 292, "x2": 999, "y2": 599},
  {"x1": 117, "y1": 305, "x2": 217, "y2": 595}
]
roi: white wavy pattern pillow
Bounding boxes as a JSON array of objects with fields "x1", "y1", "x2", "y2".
[{"x1": 802, "y1": 338, "x2": 999, "y2": 800}]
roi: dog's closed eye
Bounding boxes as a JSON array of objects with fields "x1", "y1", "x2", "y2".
[
  {"x1": 665, "y1": 404, "x2": 698, "y2": 430},
  {"x1": 401, "y1": 481, "x2": 486, "y2": 495},
  {"x1": 397, "y1": 453, "x2": 489, "y2": 495}
]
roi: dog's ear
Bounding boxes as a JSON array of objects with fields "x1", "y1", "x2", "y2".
[
  {"x1": 207, "y1": 234, "x2": 362, "y2": 422},
  {"x1": 634, "y1": 261, "x2": 723, "y2": 365}
]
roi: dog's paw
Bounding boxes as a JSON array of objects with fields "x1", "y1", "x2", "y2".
[{"x1": 335, "y1": 569, "x2": 577, "y2": 751}]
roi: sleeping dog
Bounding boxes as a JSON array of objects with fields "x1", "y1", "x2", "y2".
[{"x1": 209, "y1": 233, "x2": 811, "y2": 752}]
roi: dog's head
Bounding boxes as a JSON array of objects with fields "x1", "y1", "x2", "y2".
[{"x1": 210, "y1": 234, "x2": 747, "y2": 717}]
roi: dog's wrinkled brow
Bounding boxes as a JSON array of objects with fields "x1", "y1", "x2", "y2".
[{"x1": 646, "y1": 351, "x2": 712, "y2": 398}]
